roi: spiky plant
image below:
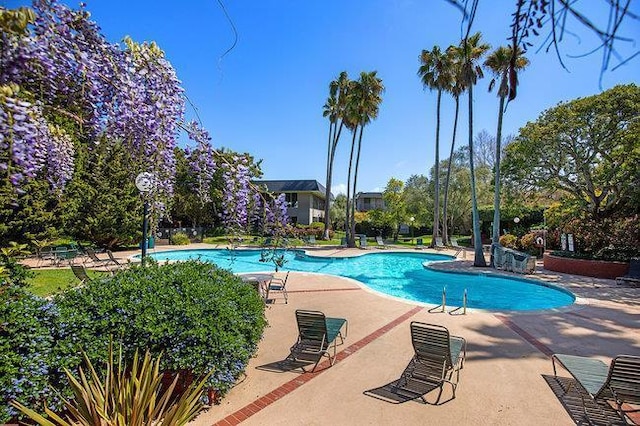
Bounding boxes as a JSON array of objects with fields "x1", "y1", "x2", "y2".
[{"x1": 11, "y1": 346, "x2": 211, "y2": 426}]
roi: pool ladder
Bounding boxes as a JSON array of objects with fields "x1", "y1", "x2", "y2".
[{"x1": 428, "y1": 287, "x2": 468, "y2": 315}]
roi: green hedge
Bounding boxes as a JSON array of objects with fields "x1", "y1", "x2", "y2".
[{"x1": 2, "y1": 261, "x2": 267, "y2": 423}]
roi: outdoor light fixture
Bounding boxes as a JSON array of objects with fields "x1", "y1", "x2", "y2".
[
  {"x1": 513, "y1": 217, "x2": 521, "y2": 224},
  {"x1": 135, "y1": 172, "x2": 155, "y2": 266}
]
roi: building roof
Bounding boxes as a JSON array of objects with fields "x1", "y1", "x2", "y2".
[
  {"x1": 254, "y1": 180, "x2": 331, "y2": 199},
  {"x1": 356, "y1": 192, "x2": 383, "y2": 198}
]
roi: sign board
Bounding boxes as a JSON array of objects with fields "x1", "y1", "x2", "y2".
[
  {"x1": 561, "y1": 233, "x2": 567, "y2": 251},
  {"x1": 567, "y1": 233, "x2": 575, "y2": 252}
]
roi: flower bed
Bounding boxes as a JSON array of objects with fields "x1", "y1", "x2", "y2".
[{"x1": 543, "y1": 253, "x2": 629, "y2": 279}]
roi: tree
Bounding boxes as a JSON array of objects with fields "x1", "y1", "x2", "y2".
[
  {"x1": 502, "y1": 84, "x2": 640, "y2": 220},
  {"x1": 449, "y1": 32, "x2": 490, "y2": 266},
  {"x1": 322, "y1": 72, "x2": 350, "y2": 239},
  {"x1": 485, "y1": 45, "x2": 529, "y2": 266},
  {"x1": 344, "y1": 71, "x2": 384, "y2": 248},
  {"x1": 382, "y1": 178, "x2": 406, "y2": 241},
  {"x1": 403, "y1": 174, "x2": 432, "y2": 228},
  {"x1": 442, "y1": 47, "x2": 466, "y2": 245},
  {"x1": 418, "y1": 46, "x2": 452, "y2": 247},
  {"x1": 330, "y1": 193, "x2": 347, "y2": 232}
]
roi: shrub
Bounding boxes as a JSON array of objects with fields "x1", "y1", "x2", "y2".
[
  {"x1": 0, "y1": 285, "x2": 61, "y2": 423},
  {"x1": 519, "y1": 231, "x2": 543, "y2": 255},
  {"x1": 499, "y1": 233, "x2": 518, "y2": 249},
  {"x1": 54, "y1": 261, "x2": 267, "y2": 395},
  {"x1": 171, "y1": 232, "x2": 190, "y2": 245}
]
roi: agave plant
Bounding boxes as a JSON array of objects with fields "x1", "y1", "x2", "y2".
[{"x1": 11, "y1": 345, "x2": 211, "y2": 426}]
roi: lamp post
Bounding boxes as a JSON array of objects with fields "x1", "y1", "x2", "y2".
[
  {"x1": 409, "y1": 216, "x2": 415, "y2": 242},
  {"x1": 135, "y1": 172, "x2": 154, "y2": 266}
]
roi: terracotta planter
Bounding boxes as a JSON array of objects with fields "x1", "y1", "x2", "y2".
[
  {"x1": 543, "y1": 253, "x2": 629, "y2": 279},
  {"x1": 161, "y1": 370, "x2": 220, "y2": 405}
]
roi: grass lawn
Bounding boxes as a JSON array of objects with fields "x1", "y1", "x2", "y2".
[
  {"x1": 26, "y1": 268, "x2": 107, "y2": 297},
  {"x1": 202, "y1": 234, "x2": 344, "y2": 247}
]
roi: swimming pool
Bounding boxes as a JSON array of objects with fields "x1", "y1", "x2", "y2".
[{"x1": 147, "y1": 249, "x2": 575, "y2": 311}]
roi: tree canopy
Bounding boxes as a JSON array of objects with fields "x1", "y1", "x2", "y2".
[{"x1": 502, "y1": 84, "x2": 640, "y2": 219}]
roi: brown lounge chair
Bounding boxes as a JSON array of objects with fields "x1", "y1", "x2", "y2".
[
  {"x1": 287, "y1": 309, "x2": 348, "y2": 372},
  {"x1": 397, "y1": 322, "x2": 466, "y2": 403},
  {"x1": 552, "y1": 353, "x2": 640, "y2": 423}
]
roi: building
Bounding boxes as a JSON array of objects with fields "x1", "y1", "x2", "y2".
[
  {"x1": 254, "y1": 180, "x2": 329, "y2": 225},
  {"x1": 355, "y1": 192, "x2": 385, "y2": 212}
]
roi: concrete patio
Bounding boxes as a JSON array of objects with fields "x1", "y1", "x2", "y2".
[{"x1": 169, "y1": 245, "x2": 640, "y2": 426}]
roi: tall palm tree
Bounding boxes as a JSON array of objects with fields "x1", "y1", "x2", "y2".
[
  {"x1": 322, "y1": 72, "x2": 350, "y2": 240},
  {"x1": 442, "y1": 47, "x2": 466, "y2": 245},
  {"x1": 349, "y1": 71, "x2": 384, "y2": 246},
  {"x1": 449, "y1": 32, "x2": 490, "y2": 267},
  {"x1": 418, "y1": 46, "x2": 451, "y2": 248},
  {"x1": 485, "y1": 46, "x2": 529, "y2": 266}
]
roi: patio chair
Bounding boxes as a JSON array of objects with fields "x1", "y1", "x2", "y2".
[
  {"x1": 85, "y1": 247, "x2": 110, "y2": 267},
  {"x1": 106, "y1": 250, "x2": 124, "y2": 270},
  {"x1": 551, "y1": 353, "x2": 640, "y2": 423},
  {"x1": 267, "y1": 271, "x2": 289, "y2": 304},
  {"x1": 288, "y1": 309, "x2": 348, "y2": 372},
  {"x1": 53, "y1": 246, "x2": 79, "y2": 265},
  {"x1": 397, "y1": 322, "x2": 466, "y2": 403},
  {"x1": 71, "y1": 265, "x2": 91, "y2": 284},
  {"x1": 376, "y1": 236, "x2": 387, "y2": 249},
  {"x1": 616, "y1": 257, "x2": 640, "y2": 287},
  {"x1": 433, "y1": 237, "x2": 445, "y2": 250},
  {"x1": 307, "y1": 235, "x2": 317, "y2": 246}
]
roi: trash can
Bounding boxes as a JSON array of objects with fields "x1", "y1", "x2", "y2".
[
  {"x1": 359, "y1": 235, "x2": 367, "y2": 248},
  {"x1": 148, "y1": 236, "x2": 155, "y2": 249}
]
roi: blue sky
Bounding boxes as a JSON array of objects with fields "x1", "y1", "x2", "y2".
[{"x1": 7, "y1": 0, "x2": 639, "y2": 194}]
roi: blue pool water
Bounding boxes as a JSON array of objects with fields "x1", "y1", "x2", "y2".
[{"x1": 147, "y1": 249, "x2": 575, "y2": 311}]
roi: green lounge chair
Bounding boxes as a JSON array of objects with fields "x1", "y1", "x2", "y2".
[
  {"x1": 552, "y1": 354, "x2": 640, "y2": 423},
  {"x1": 71, "y1": 265, "x2": 91, "y2": 284},
  {"x1": 288, "y1": 309, "x2": 348, "y2": 372},
  {"x1": 616, "y1": 257, "x2": 640, "y2": 287},
  {"x1": 397, "y1": 322, "x2": 466, "y2": 403}
]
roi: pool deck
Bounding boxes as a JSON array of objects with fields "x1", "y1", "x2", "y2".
[{"x1": 28, "y1": 244, "x2": 640, "y2": 425}]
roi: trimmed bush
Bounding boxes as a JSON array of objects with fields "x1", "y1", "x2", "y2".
[
  {"x1": 171, "y1": 232, "x2": 191, "y2": 245},
  {"x1": 0, "y1": 285, "x2": 61, "y2": 423},
  {"x1": 499, "y1": 233, "x2": 518, "y2": 249},
  {"x1": 54, "y1": 261, "x2": 267, "y2": 395}
]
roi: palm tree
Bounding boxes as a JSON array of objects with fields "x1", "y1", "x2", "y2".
[
  {"x1": 418, "y1": 46, "x2": 451, "y2": 248},
  {"x1": 485, "y1": 46, "x2": 529, "y2": 266},
  {"x1": 343, "y1": 72, "x2": 384, "y2": 248},
  {"x1": 449, "y1": 32, "x2": 490, "y2": 267},
  {"x1": 442, "y1": 47, "x2": 466, "y2": 245},
  {"x1": 349, "y1": 71, "x2": 384, "y2": 246},
  {"x1": 322, "y1": 72, "x2": 350, "y2": 240}
]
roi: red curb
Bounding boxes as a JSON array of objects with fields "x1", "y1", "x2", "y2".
[
  {"x1": 211, "y1": 305, "x2": 423, "y2": 425},
  {"x1": 288, "y1": 288, "x2": 362, "y2": 293},
  {"x1": 494, "y1": 314, "x2": 554, "y2": 357}
]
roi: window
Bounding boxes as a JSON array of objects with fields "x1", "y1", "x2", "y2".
[
  {"x1": 312, "y1": 196, "x2": 325, "y2": 210},
  {"x1": 285, "y1": 193, "x2": 298, "y2": 208}
]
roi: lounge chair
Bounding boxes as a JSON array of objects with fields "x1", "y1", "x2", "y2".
[
  {"x1": 71, "y1": 265, "x2": 91, "y2": 284},
  {"x1": 415, "y1": 238, "x2": 424, "y2": 250},
  {"x1": 551, "y1": 353, "x2": 640, "y2": 423},
  {"x1": 433, "y1": 237, "x2": 445, "y2": 250},
  {"x1": 106, "y1": 250, "x2": 124, "y2": 270},
  {"x1": 267, "y1": 271, "x2": 289, "y2": 304},
  {"x1": 397, "y1": 322, "x2": 466, "y2": 403},
  {"x1": 616, "y1": 257, "x2": 640, "y2": 287},
  {"x1": 307, "y1": 235, "x2": 317, "y2": 246},
  {"x1": 85, "y1": 247, "x2": 109, "y2": 267},
  {"x1": 376, "y1": 236, "x2": 387, "y2": 249},
  {"x1": 288, "y1": 309, "x2": 348, "y2": 372}
]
